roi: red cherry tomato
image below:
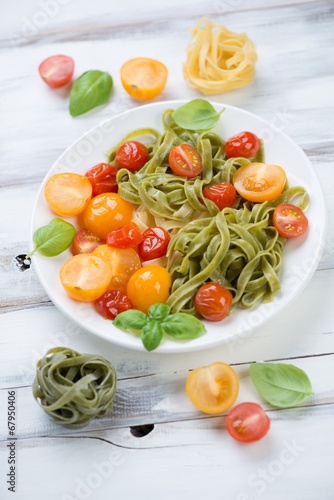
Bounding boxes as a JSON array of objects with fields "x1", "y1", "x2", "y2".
[
  {"x1": 169, "y1": 144, "x2": 203, "y2": 178},
  {"x1": 95, "y1": 289, "x2": 133, "y2": 320},
  {"x1": 138, "y1": 227, "x2": 171, "y2": 261},
  {"x1": 72, "y1": 229, "x2": 104, "y2": 255},
  {"x1": 85, "y1": 163, "x2": 118, "y2": 197},
  {"x1": 225, "y1": 131, "x2": 260, "y2": 159},
  {"x1": 38, "y1": 55, "x2": 74, "y2": 88},
  {"x1": 195, "y1": 282, "x2": 233, "y2": 321},
  {"x1": 226, "y1": 403, "x2": 270, "y2": 443},
  {"x1": 115, "y1": 141, "x2": 149, "y2": 172},
  {"x1": 273, "y1": 204, "x2": 308, "y2": 237},
  {"x1": 203, "y1": 182, "x2": 236, "y2": 210},
  {"x1": 107, "y1": 222, "x2": 143, "y2": 249}
]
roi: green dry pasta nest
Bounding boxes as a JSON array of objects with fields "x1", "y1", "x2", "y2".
[{"x1": 32, "y1": 347, "x2": 117, "y2": 429}]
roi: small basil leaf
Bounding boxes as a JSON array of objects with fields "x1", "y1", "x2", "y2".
[
  {"x1": 162, "y1": 313, "x2": 206, "y2": 339},
  {"x1": 148, "y1": 303, "x2": 171, "y2": 321},
  {"x1": 249, "y1": 363, "x2": 313, "y2": 408},
  {"x1": 141, "y1": 321, "x2": 163, "y2": 352},
  {"x1": 69, "y1": 70, "x2": 113, "y2": 117},
  {"x1": 113, "y1": 310, "x2": 148, "y2": 331},
  {"x1": 172, "y1": 99, "x2": 224, "y2": 132},
  {"x1": 28, "y1": 218, "x2": 76, "y2": 257}
]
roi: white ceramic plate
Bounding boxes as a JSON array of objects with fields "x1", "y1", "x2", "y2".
[{"x1": 31, "y1": 100, "x2": 327, "y2": 353}]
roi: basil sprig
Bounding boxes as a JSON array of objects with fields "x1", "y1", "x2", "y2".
[
  {"x1": 250, "y1": 362, "x2": 313, "y2": 408},
  {"x1": 69, "y1": 70, "x2": 113, "y2": 117},
  {"x1": 172, "y1": 99, "x2": 224, "y2": 131},
  {"x1": 27, "y1": 218, "x2": 76, "y2": 258},
  {"x1": 113, "y1": 303, "x2": 206, "y2": 351}
]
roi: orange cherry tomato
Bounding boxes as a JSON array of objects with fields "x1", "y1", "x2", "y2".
[
  {"x1": 233, "y1": 162, "x2": 286, "y2": 202},
  {"x1": 83, "y1": 193, "x2": 133, "y2": 239},
  {"x1": 127, "y1": 265, "x2": 171, "y2": 314},
  {"x1": 72, "y1": 229, "x2": 104, "y2": 255},
  {"x1": 120, "y1": 57, "x2": 168, "y2": 100},
  {"x1": 59, "y1": 254, "x2": 112, "y2": 302},
  {"x1": 93, "y1": 245, "x2": 141, "y2": 293},
  {"x1": 273, "y1": 204, "x2": 308, "y2": 237},
  {"x1": 186, "y1": 362, "x2": 239, "y2": 414},
  {"x1": 45, "y1": 173, "x2": 92, "y2": 216}
]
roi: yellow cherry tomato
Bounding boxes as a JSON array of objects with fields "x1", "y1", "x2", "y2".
[
  {"x1": 59, "y1": 254, "x2": 112, "y2": 302},
  {"x1": 120, "y1": 58, "x2": 168, "y2": 100},
  {"x1": 233, "y1": 162, "x2": 286, "y2": 202},
  {"x1": 83, "y1": 193, "x2": 133, "y2": 239},
  {"x1": 126, "y1": 265, "x2": 171, "y2": 313},
  {"x1": 45, "y1": 173, "x2": 92, "y2": 216},
  {"x1": 186, "y1": 362, "x2": 239, "y2": 414}
]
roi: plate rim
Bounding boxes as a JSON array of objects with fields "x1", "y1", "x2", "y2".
[{"x1": 30, "y1": 99, "x2": 328, "y2": 353}]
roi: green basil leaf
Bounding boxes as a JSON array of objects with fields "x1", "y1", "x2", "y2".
[
  {"x1": 141, "y1": 321, "x2": 163, "y2": 352},
  {"x1": 28, "y1": 218, "x2": 76, "y2": 257},
  {"x1": 172, "y1": 99, "x2": 224, "y2": 131},
  {"x1": 113, "y1": 310, "x2": 148, "y2": 331},
  {"x1": 249, "y1": 363, "x2": 313, "y2": 408},
  {"x1": 162, "y1": 313, "x2": 206, "y2": 339},
  {"x1": 148, "y1": 303, "x2": 171, "y2": 321},
  {"x1": 69, "y1": 70, "x2": 113, "y2": 117}
]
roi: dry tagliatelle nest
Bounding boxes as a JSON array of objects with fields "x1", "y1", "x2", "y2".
[{"x1": 183, "y1": 18, "x2": 257, "y2": 95}]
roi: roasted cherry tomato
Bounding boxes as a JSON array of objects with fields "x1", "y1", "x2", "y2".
[
  {"x1": 120, "y1": 57, "x2": 168, "y2": 100},
  {"x1": 85, "y1": 163, "x2": 118, "y2": 197},
  {"x1": 273, "y1": 204, "x2": 308, "y2": 237},
  {"x1": 186, "y1": 362, "x2": 239, "y2": 414},
  {"x1": 225, "y1": 131, "x2": 260, "y2": 159},
  {"x1": 45, "y1": 173, "x2": 92, "y2": 216},
  {"x1": 96, "y1": 289, "x2": 133, "y2": 320},
  {"x1": 226, "y1": 402, "x2": 270, "y2": 443},
  {"x1": 115, "y1": 141, "x2": 149, "y2": 172},
  {"x1": 195, "y1": 282, "x2": 233, "y2": 321},
  {"x1": 203, "y1": 182, "x2": 236, "y2": 210},
  {"x1": 83, "y1": 193, "x2": 133, "y2": 239},
  {"x1": 233, "y1": 162, "x2": 286, "y2": 202},
  {"x1": 138, "y1": 227, "x2": 171, "y2": 261},
  {"x1": 72, "y1": 229, "x2": 104, "y2": 255},
  {"x1": 169, "y1": 144, "x2": 203, "y2": 178},
  {"x1": 59, "y1": 254, "x2": 112, "y2": 302},
  {"x1": 107, "y1": 222, "x2": 143, "y2": 249},
  {"x1": 39, "y1": 55, "x2": 74, "y2": 88},
  {"x1": 93, "y1": 245, "x2": 141, "y2": 293},
  {"x1": 127, "y1": 265, "x2": 171, "y2": 314}
]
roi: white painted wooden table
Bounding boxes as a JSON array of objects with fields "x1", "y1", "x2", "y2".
[{"x1": 1, "y1": 1, "x2": 334, "y2": 498}]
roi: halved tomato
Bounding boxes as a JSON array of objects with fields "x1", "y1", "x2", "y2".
[
  {"x1": 186, "y1": 362, "x2": 239, "y2": 414},
  {"x1": 72, "y1": 229, "x2": 104, "y2": 255},
  {"x1": 226, "y1": 402, "x2": 270, "y2": 443},
  {"x1": 120, "y1": 58, "x2": 168, "y2": 100},
  {"x1": 233, "y1": 162, "x2": 286, "y2": 202},
  {"x1": 169, "y1": 144, "x2": 203, "y2": 178},
  {"x1": 45, "y1": 173, "x2": 92, "y2": 216},
  {"x1": 273, "y1": 204, "x2": 308, "y2": 237}
]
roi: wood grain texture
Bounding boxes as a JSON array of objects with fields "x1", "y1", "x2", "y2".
[{"x1": 0, "y1": 0, "x2": 334, "y2": 498}]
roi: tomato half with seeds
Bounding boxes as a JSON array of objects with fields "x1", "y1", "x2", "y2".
[
  {"x1": 85, "y1": 163, "x2": 118, "y2": 197},
  {"x1": 45, "y1": 173, "x2": 92, "y2": 216},
  {"x1": 39, "y1": 55, "x2": 74, "y2": 88},
  {"x1": 233, "y1": 162, "x2": 286, "y2": 202},
  {"x1": 138, "y1": 227, "x2": 171, "y2": 261},
  {"x1": 169, "y1": 144, "x2": 203, "y2": 178},
  {"x1": 72, "y1": 229, "x2": 104, "y2": 255},
  {"x1": 96, "y1": 289, "x2": 133, "y2": 320},
  {"x1": 225, "y1": 131, "x2": 260, "y2": 159},
  {"x1": 107, "y1": 223, "x2": 143, "y2": 249},
  {"x1": 226, "y1": 402, "x2": 270, "y2": 443},
  {"x1": 203, "y1": 182, "x2": 236, "y2": 210},
  {"x1": 273, "y1": 204, "x2": 308, "y2": 237},
  {"x1": 115, "y1": 141, "x2": 149, "y2": 172},
  {"x1": 186, "y1": 362, "x2": 239, "y2": 414},
  {"x1": 195, "y1": 282, "x2": 233, "y2": 321},
  {"x1": 120, "y1": 57, "x2": 168, "y2": 100}
]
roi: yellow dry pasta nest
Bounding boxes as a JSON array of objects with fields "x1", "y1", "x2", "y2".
[{"x1": 183, "y1": 18, "x2": 257, "y2": 95}]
